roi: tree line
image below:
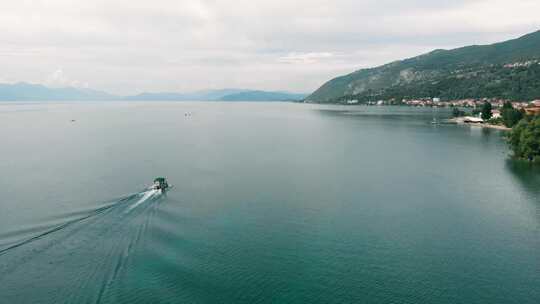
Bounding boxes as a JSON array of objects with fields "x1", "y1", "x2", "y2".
[{"x1": 452, "y1": 101, "x2": 538, "y2": 162}]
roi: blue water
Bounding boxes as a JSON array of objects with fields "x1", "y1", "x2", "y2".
[{"x1": 0, "y1": 102, "x2": 538, "y2": 303}]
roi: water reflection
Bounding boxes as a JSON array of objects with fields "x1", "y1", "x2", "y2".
[
  {"x1": 505, "y1": 159, "x2": 540, "y2": 198},
  {"x1": 314, "y1": 107, "x2": 452, "y2": 128}
]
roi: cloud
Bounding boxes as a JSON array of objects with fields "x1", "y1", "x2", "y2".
[
  {"x1": 45, "y1": 69, "x2": 89, "y2": 88},
  {"x1": 278, "y1": 52, "x2": 335, "y2": 64},
  {"x1": 0, "y1": 0, "x2": 538, "y2": 94}
]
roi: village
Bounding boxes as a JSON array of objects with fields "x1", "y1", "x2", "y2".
[
  {"x1": 354, "y1": 97, "x2": 540, "y2": 116},
  {"x1": 338, "y1": 97, "x2": 540, "y2": 130},
  {"x1": 402, "y1": 98, "x2": 540, "y2": 116}
]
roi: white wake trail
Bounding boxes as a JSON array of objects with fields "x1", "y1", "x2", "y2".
[{"x1": 126, "y1": 189, "x2": 159, "y2": 213}]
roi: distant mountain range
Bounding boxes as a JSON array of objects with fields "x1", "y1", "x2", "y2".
[
  {"x1": 0, "y1": 82, "x2": 117, "y2": 101},
  {"x1": 123, "y1": 89, "x2": 247, "y2": 101},
  {"x1": 307, "y1": 30, "x2": 540, "y2": 103},
  {"x1": 0, "y1": 83, "x2": 306, "y2": 102},
  {"x1": 125, "y1": 89, "x2": 306, "y2": 101},
  {"x1": 219, "y1": 90, "x2": 307, "y2": 101}
]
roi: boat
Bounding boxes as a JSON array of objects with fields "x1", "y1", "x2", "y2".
[
  {"x1": 431, "y1": 118, "x2": 438, "y2": 124},
  {"x1": 151, "y1": 177, "x2": 170, "y2": 191}
]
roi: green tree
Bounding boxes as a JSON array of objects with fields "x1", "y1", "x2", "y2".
[
  {"x1": 508, "y1": 116, "x2": 540, "y2": 162},
  {"x1": 452, "y1": 107, "x2": 465, "y2": 117},
  {"x1": 501, "y1": 102, "x2": 524, "y2": 128},
  {"x1": 481, "y1": 102, "x2": 493, "y2": 120}
]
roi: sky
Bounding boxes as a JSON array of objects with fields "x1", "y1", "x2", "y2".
[{"x1": 0, "y1": 0, "x2": 539, "y2": 95}]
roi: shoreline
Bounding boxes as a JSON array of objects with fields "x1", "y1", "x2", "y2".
[{"x1": 445, "y1": 117, "x2": 511, "y2": 131}]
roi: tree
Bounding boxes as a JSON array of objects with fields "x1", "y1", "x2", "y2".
[
  {"x1": 481, "y1": 102, "x2": 493, "y2": 120},
  {"x1": 508, "y1": 116, "x2": 540, "y2": 162},
  {"x1": 452, "y1": 107, "x2": 465, "y2": 117},
  {"x1": 501, "y1": 102, "x2": 524, "y2": 128}
]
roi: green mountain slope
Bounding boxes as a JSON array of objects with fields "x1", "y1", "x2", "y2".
[{"x1": 307, "y1": 30, "x2": 540, "y2": 103}]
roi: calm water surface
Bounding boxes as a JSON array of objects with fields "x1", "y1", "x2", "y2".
[{"x1": 0, "y1": 102, "x2": 538, "y2": 303}]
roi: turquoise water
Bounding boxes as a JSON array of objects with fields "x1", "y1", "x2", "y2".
[{"x1": 0, "y1": 102, "x2": 538, "y2": 303}]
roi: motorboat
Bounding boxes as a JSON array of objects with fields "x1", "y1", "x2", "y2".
[{"x1": 151, "y1": 177, "x2": 170, "y2": 191}]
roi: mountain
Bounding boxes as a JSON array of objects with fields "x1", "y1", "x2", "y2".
[
  {"x1": 0, "y1": 82, "x2": 118, "y2": 101},
  {"x1": 0, "y1": 84, "x2": 303, "y2": 102},
  {"x1": 123, "y1": 89, "x2": 248, "y2": 101},
  {"x1": 307, "y1": 30, "x2": 540, "y2": 103},
  {"x1": 219, "y1": 90, "x2": 307, "y2": 101},
  {"x1": 124, "y1": 92, "x2": 190, "y2": 101},
  {"x1": 125, "y1": 89, "x2": 305, "y2": 101}
]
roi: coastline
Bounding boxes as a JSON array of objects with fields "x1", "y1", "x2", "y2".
[{"x1": 445, "y1": 117, "x2": 511, "y2": 131}]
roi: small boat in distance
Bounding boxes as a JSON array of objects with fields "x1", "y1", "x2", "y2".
[{"x1": 151, "y1": 177, "x2": 170, "y2": 191}]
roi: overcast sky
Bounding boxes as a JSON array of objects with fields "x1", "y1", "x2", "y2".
[{"x1": 0, "y1": 0, "x2": 539, "y2": 95}]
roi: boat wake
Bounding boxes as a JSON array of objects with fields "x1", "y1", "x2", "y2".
[
  {"x1": 0, "y1": 187, "x2": 166, "y2": 303},
  {"x1": 126, "y1": 189, "x2": 159, "y2": 213},
  {"x1": 0, "y1": 189, "x2": 161, "y2": 257}
]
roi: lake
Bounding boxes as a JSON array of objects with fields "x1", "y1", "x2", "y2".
[{"x1": 0, "y1": 102, "x2": 538, "y2": 303}]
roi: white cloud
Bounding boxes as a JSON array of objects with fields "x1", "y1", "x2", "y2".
[
  {"x1": 45, "y1": 69, "x2": 89, "y2": 88},
  {"x1": 278, "y1": 52, "x2": 335, "y2": 64}
]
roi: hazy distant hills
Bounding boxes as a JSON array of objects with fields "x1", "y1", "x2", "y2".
[
  {"x1": 123, "y1": 89, "x2": 247, "y2": 101},
  {"x1": 219, "y1": 90, "x2": 306, "y2": 101},
  {"x1": 0, "y1": 82, "x2": 117, "y2": 101},
  {"x1": 0, "y1": 84, "x2": 305, "y2": 102},
  {"x1": 125, "y1": 89, "x2": 305, "y2": 101},
  {"x1": 307, "y1": 30, "x2": 540, "y2": 103}
]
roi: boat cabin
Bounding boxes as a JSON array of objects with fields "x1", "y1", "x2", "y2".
[{"x1": 153, "y1": 177, "x2": 169, "y2": 190}]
